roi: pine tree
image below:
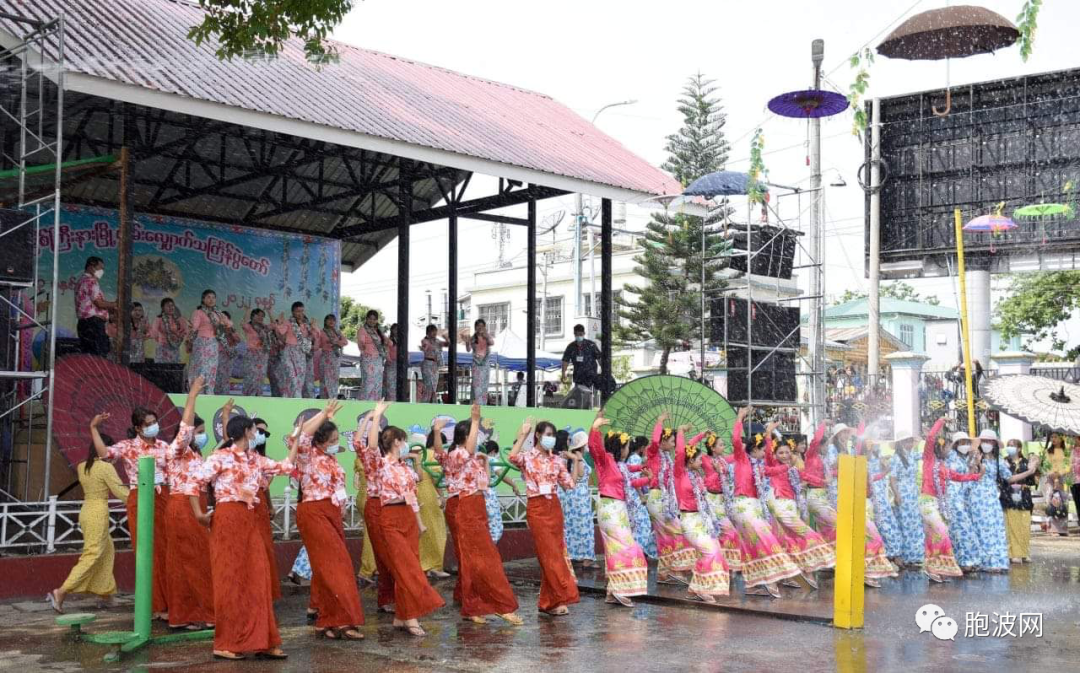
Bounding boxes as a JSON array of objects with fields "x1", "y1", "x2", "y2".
[{"x1": 616, "y1": 74, "x2": 730, "y2": 375}]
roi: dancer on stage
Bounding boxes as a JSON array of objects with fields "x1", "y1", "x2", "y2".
[
  {"x1": 436, "y1": 403, "x2": 523, "y2": 624},
  {"x1": 127, "y1": 302, "x2": 150, "y2": 364},
  {"x1": 670, "y1": 426, "x2": 730, "y2": 602},
  {"x1": 918, "y1": 418, "x2": 983, "y2": 582},
  {"x1": 317, "y1": 314, "x2": 349, "y2": 400},
  {"x1": 90, "y1": 376, "x2": 202, "y2": 620},
  {"x1": 509, "y1": 418, "x2": 580, "y2": 616},
  {"x1": 969, "y1": 429, "x2": 1011, "y2": 572},
  {"x1": 384, "y1": 324, "x2": 400, "y2": 401},
  {"x1": 729, "y1": 408, "x2": 803, "y2": 598},
  {"x1": 644, "y1": 412, "x2": 697, "y2": 584},
  {"x1": 889, "y1": 430, "x2": 926, "y2": 568},
  {"x1": 466, "y1": 319, "x2": 495, "y2": 405},
  {"x1": 151, "y1": 297, "x2": 187, "y2": 364},
  {"x1": 296, "y1": 400, "x2": 365, "y2": 640},
  {"x1": 274, "y1": 302, "x2": 314, "y2": 399},
  {"x1": 164, "y1": 400, "x2": 215, "y2": 630},
  {"x1": 368, "y1": 402, "x2": 446, "y2": 636},
  {"x1": 587, "y1": 415, "x2": 650, "y2": 606},
  {"x1": 191, "y1": 413, "x2": 299, "y2": 660},
  {"x1": 189, "y1": 291, "x2": 231, "y2": 394},
  {"x1": 419, "y1": 324, "x2": 449, "y2": 403},
  {"x1": 762, "y1": 423, "x2": 834, "y2": 586},
  {"x1": 47, "y1": 436, "x2": 128, "y2": 613},
  {"x1": 242, "y1": 309, "x2": 272, "y2": 396},
  {"x1": 945, "y1": 431, "x2": 986, "y2": 571},
  {"x1": 356, "y1": 310, "x2": 389, "y2": 401}
]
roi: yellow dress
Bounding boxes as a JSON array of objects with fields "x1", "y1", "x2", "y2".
[
  {"x1": 60, "y1": 460, "x2": 129, "y2": 596},
  {"x1": 416, "y1": 464, "x2": 448, "y2": 572},
  {"x1": 353, "y1": 459, "x2": 377, "y2": 578}
]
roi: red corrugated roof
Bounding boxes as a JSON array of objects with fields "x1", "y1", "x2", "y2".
[{"x1": 0, "y1": 0, "x2": 680, "y2": 198}]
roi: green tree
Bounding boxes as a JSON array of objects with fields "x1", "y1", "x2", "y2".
[
  {"x1": 338, "y1": 295, "x2": 383, "y2": 342},
  {"x1": 996, "y1": 271, "x2": 1080, "y2": 358},
  {"x1": 832, "y1": 281, "x2": 941, "y2": 307},
  {"x1": 187, "y1": 0, "x2": 355, "y2": 64},
  {"x1": 616, "y1": 74, "x2": 729, "y2": 375}
]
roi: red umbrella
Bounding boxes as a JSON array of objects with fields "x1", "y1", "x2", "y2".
[{"x1": 50, "y1": 355, "x2": 181, "y2": 478}]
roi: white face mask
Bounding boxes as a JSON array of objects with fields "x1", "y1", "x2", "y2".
[
  {"x1": 398, "y1": 443, "x2": 410, "y2": 458},
  {"x1": 1006, "y1": 446, "x2": 1018, "y2": 457},
  {"x1": 957, "y1": 444, "x2": 970, "y2": 455},
  {"x1": 193, "y1": 433, "x2": 208, "y2": 450},
  {"x1": 142, "y1": 423, "x2": 160, "y2": 439},
  {"x1": 324, "y1": 444, "x2": 340, "y2": 456},
  {"x1": 94, "y1": 268, "x2": 104, "y2": 279},
  {"x1": 540, "y1": 435, "x2": 556, "y2": 451},
  {"x1": 253, "y1": 431, "x2": 266, "y2": 447},
  {"x1": 980, "y1": 442, "x2": 994, "y2": 453}
]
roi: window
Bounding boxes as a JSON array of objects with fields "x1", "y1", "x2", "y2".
[
  {"x1": 477, "y1": 302, "x2": 510, "y2": 336},
  {"x1": 535, "y1": 296, "x2": 563, "y2": 336},
  {"x1": 584, "y1": 291, "x2": 623, "y2": 325},
  {"x1": 899, "y1": 323, "x2": 914, "y2": 348}
]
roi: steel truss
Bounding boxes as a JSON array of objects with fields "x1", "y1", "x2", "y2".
[{"x1": 0, "y1": 12, "x2": 63, "y2": 501}]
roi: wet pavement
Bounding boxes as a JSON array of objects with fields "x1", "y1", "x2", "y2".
[{"x1": 3, "y1": 536, "x2": 1079, "y2": 673}]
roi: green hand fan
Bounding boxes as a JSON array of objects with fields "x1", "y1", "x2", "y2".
[{"x1": 600, "y1": 375, "x2": 736, "y2": 440}]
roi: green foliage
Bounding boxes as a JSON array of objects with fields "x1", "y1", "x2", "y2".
[
  {"x1": 1016, "y1": 0, "x2": 1043, "y2": 62},
  {"x1": 187, "y1": 0, "x2": 354, "y2": 64},
  {"x1": 610, "y1": 355, "x2": 633, "y2": 383},
  {"x1": 616, "y1": 74, "x2": 730, "y2": 375},
  {"x1": 338, "y1": 295, "x2": 383, "y2": 342},
  {"x1": 832, "y1": 281, "x2": 941, "y2": 307},
  {"x1": 996, "y1": 271, "x2": 1080, "y2": 358},
  {"x1": 847, "y1": 48, "x2": 874, "y2": 135},
  {"x1": 747, "y1": 128, "x2": 769, "y2": 205}
]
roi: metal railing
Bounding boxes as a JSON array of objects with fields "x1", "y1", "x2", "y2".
[{"x1": 0, "y1": 490, "x2": 545, "y2": 553}]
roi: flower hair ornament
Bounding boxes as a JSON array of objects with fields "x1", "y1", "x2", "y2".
[
  {"x1": 662, "y1": 427, "x2": 674, "y2": 440},
  {"x1": 685, "y1": 444, "x2": 699, "y2": 460},
  {"x1": 706, "y1": 433, "x2": 718, "y2": 449},
  {"x1": 753, "y1": 433, "x2": 765, "y2": 448},
  {"x1": 786, "y1": 438, "x2": 797, "y2": 450},
  {"x1": 606, "y1": 430, "x2": 631, "y2": 445}
]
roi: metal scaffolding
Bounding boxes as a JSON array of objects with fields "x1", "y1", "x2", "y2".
[{"x1": 0, "y1": 11, "x2": 63, "y2": 501}]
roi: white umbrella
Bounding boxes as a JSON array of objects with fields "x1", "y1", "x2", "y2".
[{"x1": 982, "y1": 375, "x2": 1080, "y2": 434}]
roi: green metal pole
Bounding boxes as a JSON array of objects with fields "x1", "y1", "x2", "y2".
[{"x1": 134, "y1": 456, "x2": 154, "y2": 641}]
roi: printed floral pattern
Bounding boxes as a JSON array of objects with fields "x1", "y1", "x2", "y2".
[
  {"x1": 360, "y1": 355, "x2": 384, "y2": 401},
  {"x1": 296, "y1": 432, "x2": 348, "y2": 509},
  {"x1": 945, "y1": 451, "x2": 985, "y2": 568},
  {"x1": 597, "y1": 498, "x2": 648, "y2": 596},
  {"x1": 626, "y1": 455, "x2": 657, "y2": 559},
  {"x1": 378, "y1": 461, "x2": 419, "y2": 511},
  {"x1": 508, "y1": 447, "x2": 574, "y2": 497},
  {"x1": 75, "y1": 273, "x2": 107, "y2": 320},
  {"x1": 968, "y1": 458, "x2": 1011, "y2": 570},
  {"x1": 644, "y1": 488, "x2": 697, "y2": 575},
  {"x1": 193, "y1": 447, "x2": 293, "y2": 508},
  {"x1": 560, "y1": 462, "x2": 595, "y2": 561},
  {"x1": 680, "y1": 511, "x2": 730, "y2": 596},
  {"x1": 767, "y1": 496, "x2": 835, "y2": 574},
  {"x1": 919, "y1": 495, "x2": 963, "y2": 577},
  {"x1": 728, "y1": 495, "x2": 802, "y2": 588},
  {"x1": 188, "y1": 336, "x2": 220, "y2": 394},
  {"x1": 892, "y1": 454, "x2": 926, "y2": 565}
]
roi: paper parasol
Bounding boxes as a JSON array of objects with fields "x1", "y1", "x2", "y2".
[
  {"x1": 982, "y1": 375, "x2": 1080, "y2": 435},
  {"x1": 1013, "y1": 203, "x2": 1074, "y2": 220},
  {"x1": 962, "y1": 214, "x2": 1016, "y2": 233},
  {"x1": 767, "y1": 89, "x2": 849, "y2": 119},
  {"x1": 50, "y1": 355, "x2": 181, "y2": 477},
  {"x1": 599, "y1": 374, "x2": 736, "y2": 440}
]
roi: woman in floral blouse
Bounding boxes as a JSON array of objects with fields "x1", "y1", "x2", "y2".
[
  {"x1": 509, "y1": 418, "x2": 579, "y2": 616},
  {"x1": 296, "y1": 400, "x2": 364, "y2": 640},
  {"x1": 151, "y1": 297, "x2": 187, "y2": 364},
  {"x1": 190, "y1": 413, "x2": 299, "y2": 660},
  {"x1": 188, "y1": 290, "x2": 231, "y2": 394},
  {"x1": 368, "y1": 402, "x2": 445, "y2": 637}
]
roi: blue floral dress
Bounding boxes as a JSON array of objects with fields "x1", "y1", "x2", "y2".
[
  {"x1": 968, "y1": 457, "x2": 1011, "y2": 571},
  {"x1": 484, "y1": 456, "x2": 505, "y2": 543},
  {"x1": 892, "y1": 452, "x2": 925, "y2": 565},
  {"x1": 560, "y1": 461, "x2": 595, "y2": 561},
  {"x1": 869, "y1": 455, "x2": 903, "y2": 559},
  {"x1": 290, "y1": 545, "x2": 312, "y2": 580},
  {"x1": 626, "y1": 454, "x2": 657, "y2": 558},
  {"x1": 945, "y1": 451, "x2": 985, "y2": 568}
]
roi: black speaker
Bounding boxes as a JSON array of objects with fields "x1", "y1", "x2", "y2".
[
  {"x1": 55, "y1": 337, "x2": 82, "y2": 359},
  {"x1": 727, "y1": 224, "x2": 798, "y2": 280},
  {"x1": 710, "y1": 298, "x2": 800, "y2": 350},
  {"x1": 0, "y1": 209, "x2": 35, "y2": 285},
  {"x1": 725, "y1": 347, "x2": 797, "y2": 403},
  {"x1": 130, "y1": 362, "x2": 186, "y2": 394}
]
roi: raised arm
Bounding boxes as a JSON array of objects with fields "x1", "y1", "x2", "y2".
[
  {"x1": 806, "y1": 422, "x2": 826, "y2": 460},
  {"x1": 369, "y1": 401, "x2": 390, "y2": 451},
  {"x1": 923, "y1": 417, "x2": 947, "y2": 463},
  {"x1": 302, "y1": 399, "x2": 343, "y2": 437},
  {"x1": 702, "y1": 454, "x2": 722, "y2": 492},
  {"x1": 732, "y1": 406, "x2": 750, "y2": 457},
  {"x1": 589, "y1": 414, "x2": 608, "y2": 466},
  {"x1": 89, "y1": 413, "x2": 112, "y2": 459},
  {"x1": 508, "y1": 417, "x2": 533, "y2": 465},
  {"x1": 463, "y1": 403, "x2": 481, "y2": 455}
]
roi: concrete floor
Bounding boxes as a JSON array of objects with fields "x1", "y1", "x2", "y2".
[{"x1": 3, "y1": 536, "x2": 1079, "y2": 673}]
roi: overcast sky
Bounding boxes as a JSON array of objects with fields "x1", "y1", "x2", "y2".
[{"x1": 331, "y1": 0, "x2": 1080, "y2": 348}]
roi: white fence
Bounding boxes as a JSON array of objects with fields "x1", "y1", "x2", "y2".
[{"x1": 0, "y1": 490, "x2": 537, "y2": 554}]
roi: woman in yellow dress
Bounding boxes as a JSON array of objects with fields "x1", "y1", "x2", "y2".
[
  {"x1": 48, "y1": 434, "x2": 129, "y2": 612},
  {"x1": 353, "y1": 456, "x2": 378, "y2": 583},
  {"x1": 415, "y1": 438, "x2": 449, "y2": 578}
]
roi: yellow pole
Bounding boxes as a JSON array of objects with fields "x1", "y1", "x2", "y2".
[
  {"x1": 833, "y1": 453, "x2": 867, "y2": 629},
  {"x1": 953, "y1": 208, "x2": 978, "y2": 436}
]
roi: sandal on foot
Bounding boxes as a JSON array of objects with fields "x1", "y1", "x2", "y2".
[
  {"x1": 406, "y1": 625, "x2": 426, "y2": 637},
  {"x1": 781, "y1": 580, "x2": 802, "y2": 589},
  {"x1": 464, "y1": 615, "x2": 487, "y2": 624},
  {"x1": 213, "y1": 651, "x2": 246, "y2": 660},
  {"x1": 427, "y1": 570, "x2": 450, "y2": 578},
  {"x1": 256, "y1": 649, "x2": 288, "y2": 660},
  {"x1": 378, "y1": 605, "x2": 395, "y2": 614},
  {"x1": 319, "y1": 628, "x2": 339, "y2": 640},
  {"x1": 342, "y1": 629, "x2": 364, "y2": 640},
  {"x1": 693, "y1": 592, "x2": 717, "y2": 604},
  {"x1": 765, "y1": 584, "x2": 782, "y2": 599},
  {"x1": 864, "y1": 578, "x2": 881, "y2": 588},
  {"x1": 496, "y1": 612, "x2": 524, "y2": 625},
  {"x1": 612, "y1": 594, "x2": 633, "y2": 607},
  {"x1": 45, "y1": 591, "x2": 63, "y2": 614},
  {"x1": 802, "y1": 573, "x2": 819, "y2": 590},
  {"x1": 542, "y1": 606, "x2": 569, "y2": 616}
]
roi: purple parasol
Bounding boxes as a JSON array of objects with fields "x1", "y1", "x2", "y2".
[
  {"x1": 767, "y1": 89, "x2": 849, "y2": 119},
  {"x1": 962, "y1": 214, "x2": 1016, "y2": 233}
]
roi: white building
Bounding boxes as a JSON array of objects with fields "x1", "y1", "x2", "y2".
[{"x1": 462, "y1": 232, "x2": 801, "y2": 379}]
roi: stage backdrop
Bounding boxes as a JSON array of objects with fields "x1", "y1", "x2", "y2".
[
  {"x1": 168, "y1": 396, "x2": 598, "y2": 497},
  {"x1": 36, "y1": 204, "x2": 340, "y2": 363}
]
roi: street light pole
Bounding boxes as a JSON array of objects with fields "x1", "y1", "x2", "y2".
[
  {"x1": 575, "y1": 99, "x2": 638, "y2": 321},
  {"x1": 809, "y1": 39, "x2": 826, "y2": 426}
]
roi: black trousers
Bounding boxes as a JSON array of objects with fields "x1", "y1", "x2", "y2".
[{"x1": 76, "y1": 316, "x2": 110, "y2": 357}]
